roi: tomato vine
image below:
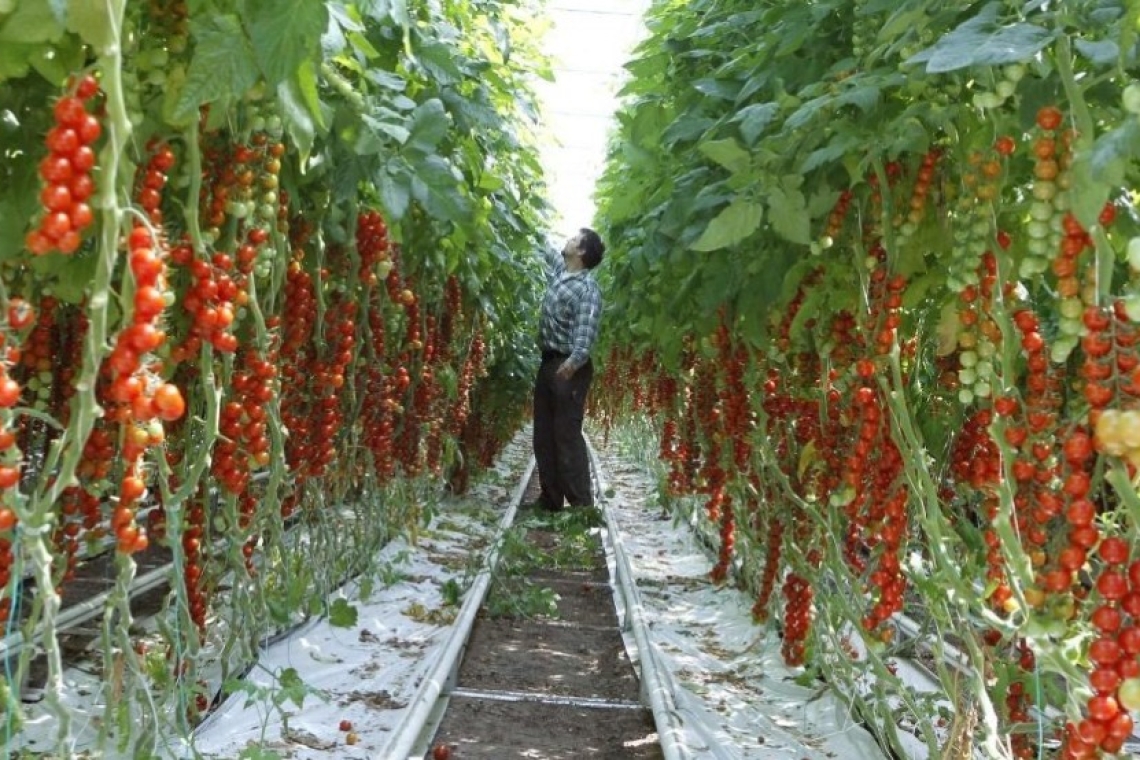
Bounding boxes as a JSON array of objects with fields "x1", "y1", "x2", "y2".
[{"x1": 595, "y1": 1, "x2": 1140, "y2": 758}]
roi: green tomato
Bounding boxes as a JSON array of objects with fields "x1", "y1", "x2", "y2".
[
  {"x1": 1002, "y1": 64, "x2": 1026, "y2": 83},
  {"x1": 1124, "y1": 83, "x2": 1140, "y2": 115},
  {"x1": 1127, "y1": 237, "x2": 1140, "y2": 270},
  {"x1": 1118, "y1": 678, "x2": 1140, "y2": 712},
  {"x1": 1123, "y1": 293, "x2": 1140, "y2": 322}
]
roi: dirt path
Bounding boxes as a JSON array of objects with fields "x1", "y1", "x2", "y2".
[{"x1": 425, "y1": 479, "x2": 663, "y2": 759}]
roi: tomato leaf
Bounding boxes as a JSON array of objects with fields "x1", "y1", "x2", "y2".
[
  {"x1": 1073, "y1": 38, "x2": 1118, "y2": 66},
  {"x1": 698, "y1": 137, "x2": 751, "y2": 175},
  {"x1": 408, "y1": 99, "x2": 450, "y2": 152},
  {"x1": 663, "y1": 114, "x2": 715, "y2": 146},
  {"x1": 0, "y1": 198, "x2": 28, "y2": 264},
  {"x1": 173, "y1": 15, "x2": 260, "y2": 122},
  {"x1": 276, "y1": 75, "x2": 317, "y2": 160},
  {"x1": 0, "y1": 42, "x2": 35, "y2": 81},
  {"x1": 377, "y1": 165, "x2": 411, "y2": 220},
  {"x1": 329, "y1": 598, "x2": 358, "y2": 628},
  {"x1": 692, "y1": 78, "x2": 739, "y2": 101},
  {"x1": 360, "y1": 114, "x2": 410, "y2": 148},
  {"x1": 907, "y1": 4, "x2": 1054, "y2": 73},
  {"x1": 412, "y1": 155, "x2": 471, "y2": 224},
  {"x1": 0, "y1": 2, "x2": 63, "y2": 43},
  {"x1": 733, "y1": 103, "x2": 779, "y2": 146},
  {"x1": 239, "y1": 0, "x2": 327, "y2": 86},
  {"x1": 689, "y1": 197, "x2": 764, "y2": 252},
  {"x1": 768, "y1": 180, "x2": 811, "y2": 246},
  {"x1": 64, "y1": 0, "x2": 112, "y2": 51}
]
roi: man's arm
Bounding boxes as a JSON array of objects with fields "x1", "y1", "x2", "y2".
[{"x1": 542, "y1": 243, "x2": 563, "y2": 274}]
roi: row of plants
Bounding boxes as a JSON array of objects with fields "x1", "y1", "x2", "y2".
[
  {"x1": 0, "y1": 0, "x2": 550, "y2": 756},
  {"x1": 593, "y1": 1, "x2": 1140, "y2": 758}
]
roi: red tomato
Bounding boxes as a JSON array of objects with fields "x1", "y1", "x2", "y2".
[{"x1": 1037, "y1": 105, "x2": 1063, "y2": 130}]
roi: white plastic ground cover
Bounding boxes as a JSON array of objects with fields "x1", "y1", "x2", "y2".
[
  {"x1": 589, "y1": 441, "x2": 888, "y2": 759},
  {"x1": 9, "y1": 432, "x2": 529, "y2": 760},
  {"x1": 189, "y1": 437, "x2": 532, "y2": 759}
]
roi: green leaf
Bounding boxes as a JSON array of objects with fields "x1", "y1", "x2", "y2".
[
  {"x1": 1073, "y1": 38, "x2": 1118, "y2": 66},
  {"x1": 347, "y1": 30, "x2": 381, "y2": 60},
  {"x1": 388, "y1": 0, "x2": 410, "y2": 27},
  {"x1": 28, "y1": 247, "x2": 98, "y2": 304},
  {"x1": 329, "y1": 598, "x2": 358, "y2": 628},
  {"x1": 921, "y1": 17, "x2": 1053, "y2": 73},
  {"x1": 413, "y1": 156, "x2": 471, "y2": 223},
  {"x1": 0, "y1": 198, "x2": 28, "y2": 264},
  {"x1": 0, "y1": 42, "x2": 34, "y2": 81},
  {"x1": 1069, "y1": 121, "x2": 1140, "y2": 228},
  {"x1": 361, "y1": 114, "x2": 409, "y2": 146},
  {"x1": 690, "y1": 197, "x2": 763, "y2": 252},
  {"x1": 276, "y1": 667, "x2": 308, "y2": 708},
  {"x1": 698, "y1": 138, "x2": 750, "y2": 175},
  {"x1": 378, "y1": 167, "x2": 411, "y2": 220},
  {"x1": 416, "y1": 41, "x2": 463, "y2": 85},
  {"x1": 367, "y1": 70, "x2": 407, "y2": 91},
  {"x1": 0, "y1": 1, "x2": 63, "y2": 42},
  {"x1": 240, "y1": 0, "x2": 327, "y2": 86},
  {"x1": 663, "y1": 114, "x2": 715, "y2": 146},
  {"x1": 295, "y1": 58, "x2": 327, "y2": 132},
  {"x1": 692, "y1": 77, "x2": 739, "y2": 100},
  {"x1": 174, "y1": 15, "x2": 259, "y2": 121},
  {"x1": 277, "y1": 75, "x2": 316, "y2": 160},
  {"x1": 768, "y1": 183, "x2": 810, "y2": 245},
  {"x1": 65, "y1": 0, "x2": 112, "y2": 50},
  {"x1": 408, "y1": 98, "x2": 449, "y2": 152},
  {"x1": 734, "y1": 103, "x2": 778, "y2": 146}
]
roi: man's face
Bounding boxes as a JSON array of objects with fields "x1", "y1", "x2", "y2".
[{"x1": 562, "y1": 232, "x2": 584, "y2": 259}]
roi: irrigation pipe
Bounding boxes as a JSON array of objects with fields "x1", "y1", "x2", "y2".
[
  {"x1": 0, "y1": 558, "x2": 170, "y2": 664},
  {"x1": 380, "y1": 456, "x2": 535, "y2": 760}
]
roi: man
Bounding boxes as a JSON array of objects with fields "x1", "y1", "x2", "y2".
[{"x1": 532, "y1": 228, "x2": 605, "y2": 511}]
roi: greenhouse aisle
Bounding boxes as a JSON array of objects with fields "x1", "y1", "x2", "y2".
[{"x1": 535, "y1": 0, "x2": 651, "y2": 237}]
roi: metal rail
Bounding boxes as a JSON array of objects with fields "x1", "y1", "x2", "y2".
[
  {"x1": 385, "y1": 457, "x2": 536, "y2": 759},
  {"x1": 586, "y1": 440, "x2": 732, "y2": 760}
]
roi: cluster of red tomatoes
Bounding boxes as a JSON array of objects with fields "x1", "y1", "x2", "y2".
[{"x1": 26, "y1": 75, "x2": 101, "y2": 255}]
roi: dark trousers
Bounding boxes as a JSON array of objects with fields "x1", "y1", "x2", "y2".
[{"x1": 533, "y1": 354, "x2": 593, "y2": 508}]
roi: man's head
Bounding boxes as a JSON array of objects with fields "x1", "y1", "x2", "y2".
[{"x1": 563, "y1": 228, "x2": 605, "y2": 270}]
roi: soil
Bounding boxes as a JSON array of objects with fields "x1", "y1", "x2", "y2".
[{"x1": 425, "y1": 478, "x2": 664, "y2": 759}]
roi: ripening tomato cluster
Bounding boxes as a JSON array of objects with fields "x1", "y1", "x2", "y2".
[
  {"x1": 182, "y1": 497, "x2": 209, "y2": 633},
  {"x1": 1089, "y1": 304, "x2": 1140, "y2": 465},
  {"x1": 279, "y1": 246, "x2": 318, "y2": 497},
  {"x1": 897, "y1": 148, "x2": 941, "y2": 234},
  {"x1": 169, "y1": 244, "x2": 242, "y2": 359},
  {"x1": 105, "y1": 222, "x2": 185, "y2": 554},
  {"x1": 781, "y1": 572, "x2": 812, "y2": 666},
  {"x1": 1061, "y1": 546, "x2": 1140, "y2": 757},
  {"x1": 321, "y1": 297, "x2": 360, "y2": 478},
  {"x1": 0, "y1": 296, "x2": 33, "y2": 622},
  {"x1": 447, "y1": 316, "x2": 485, "y2": 443},
  {"x1": 26, "y1": 74, "x2": 101, "y2": 256},
  {"x1": 214, "y1": 350, "x2": 275, "y2": 495}
]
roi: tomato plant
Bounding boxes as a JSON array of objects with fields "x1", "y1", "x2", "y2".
[
  {"x1": 0, "y1": 0, "x2": 550, "y2": 755},
  {"x1": 592, "y1": 1, "x2": 1140, "y2": 758}
]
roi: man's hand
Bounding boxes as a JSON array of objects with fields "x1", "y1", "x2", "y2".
[{"x1": 556, "y1": 360, "x2": 575, "y2": 380}]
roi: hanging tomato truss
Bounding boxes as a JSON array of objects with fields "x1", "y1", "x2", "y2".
[
  {"x1": 0, "y1": 0, "x2": 553, "y2": 756},
  {"x1": 593, "y1": 2, "x2": 1140, "y2": 758}
]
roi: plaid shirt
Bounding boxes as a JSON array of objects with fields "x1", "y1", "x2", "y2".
[{"x1": 539, "y1": 250, "x2": 602, "y2": 370}]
